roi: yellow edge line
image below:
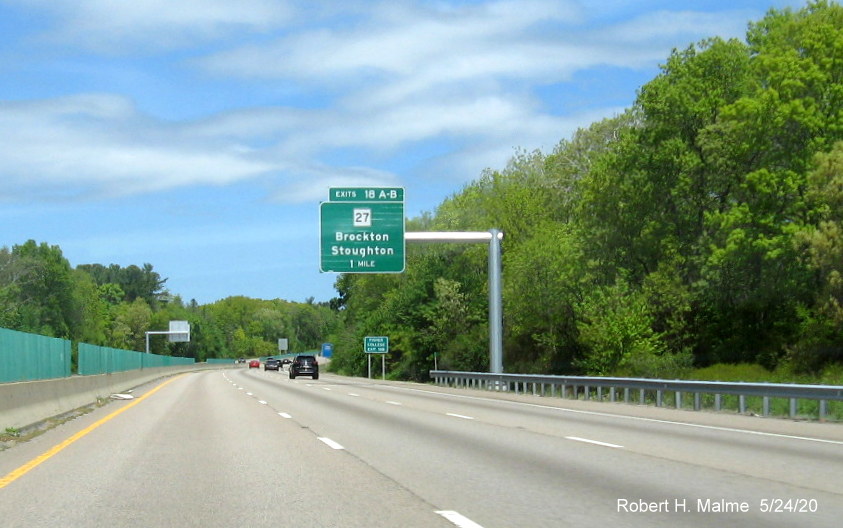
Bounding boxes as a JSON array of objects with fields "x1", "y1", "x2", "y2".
[{"x1": 0, "y1": 373, "x2": 188, "y2": 489}]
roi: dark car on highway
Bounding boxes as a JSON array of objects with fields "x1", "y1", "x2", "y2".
[
  {"x1": 289, "y1": 355, "x2": 319, "y2": 380},
  {"x1": 264, "y1": 358, "x2": 280, "y2": 371}
]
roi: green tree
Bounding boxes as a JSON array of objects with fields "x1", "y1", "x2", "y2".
[
  {"x1": 9, "y1": 241, "x2": 77, "y2": 337},
  {"x1": 110, "y1": 298, "x2": 153, "y2": 351},
  {"x1": 77, "y1": 262, "x2": 167, "y2": 306},
  {"x1": 575, "y1": 280, "x2": 667, "y2": 376},
  {"x1": 503, "y1": 222, "x2": 588, "y2": 373},
  {"x1": 789, "y1": 142, "x2": 843, "y2": 371}
]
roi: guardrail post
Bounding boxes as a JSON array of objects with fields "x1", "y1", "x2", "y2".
[
  {"x1": 763, "y1": 397, "x2": 770, "y2": 417},
  {"x1": 639, "y1": 389, "x2": 645, "y2": 405},
  {"x1": 610, "y1": 387, "x2": 616, "y2": 402},
  {"x1": 715, "y1": 393, "x2": 722, "y2": 411},
  {"x1": 694, "y1": 393, "x2": 701, "y2": 411},
  {"x1": 656, "y1": 390, "x2": 663, "y2": 407},
  {"x1": 820, "y1": 400, "x2": 828, "y2": 421},
  {"x1": 739, "y1": 395, "x2": 746, "y2": 414},
  {"x1": 624, "y1": 387, "x2": 630, "y2": 403},
  {"x1": 675, "y1": 391, "x2": 682, "y2": 409},
  {"x1": 790, "y1": 398, "x2": 797, "y2": 418}
]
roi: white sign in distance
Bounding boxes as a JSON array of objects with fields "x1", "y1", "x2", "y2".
[{"x1": 168, "y1": 320, "x2": 190, "y2": 342}]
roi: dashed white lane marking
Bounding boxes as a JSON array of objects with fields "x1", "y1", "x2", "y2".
[
  {"x1": 387, "y1": 385, "x2": 843, "y2": 446},
  {"x1": 348, "y1": 393, "x2": 360, "y2": 397},
  {"x1": 565, "y1": 436, "x2": 623, "y2": 449},
  {"x1": 385, "y1": 401, "x2": 402, "y2": 406},
  {"x1": 446, "y1": 413, "x2": 475, "y2": 420},
  {"x1": 323, "y1": 387, "x2": 332, "y2": 391},
  {"x1": 318, "y1": 437, "x2": 345, "y2": 450},
  {"x1": 278, "y1": 413, "x2": 292, "y2": 419},
  {"x1": 435, "y1": 510, "x2": 484, "y2": 528},
  {"x1": 258, "y1": 400, "x2": 268, "y2": 405}
]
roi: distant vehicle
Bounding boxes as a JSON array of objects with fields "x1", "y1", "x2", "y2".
[
  {"x1": 289, "y1": 355, "x2": 319, "y2": 380},
  {"x1": 238, "y1": 357, "x2": 246, "y2": 364},
  {"x1": 248, "y1": 359, "x2": 260, "y2": 369},
  {"x1": 264, "y1": 358, "x2": 280, "y2": 371},
  {"x1": 280, "y1": 358, "x2": 292, "y2": 367}
]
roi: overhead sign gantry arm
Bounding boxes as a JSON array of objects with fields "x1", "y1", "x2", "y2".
[
  {"x1": 320, "y1": 187, "x2": 504, "y2": 374},
  {"x1": 405, "y1": 230, "x2": 504, "y2": 374}
]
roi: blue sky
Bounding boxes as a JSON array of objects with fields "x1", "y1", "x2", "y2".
[{"x1": 0, "y1": 0, "x2": 806, "y2": 305}]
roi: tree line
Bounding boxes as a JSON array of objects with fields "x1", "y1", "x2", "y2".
[
  {"x1": 0, "y1": 240, "x2": 339, "y2": 361},
  {"x1": 328, "y1": 1, "x2": 843, "y2": 381}
]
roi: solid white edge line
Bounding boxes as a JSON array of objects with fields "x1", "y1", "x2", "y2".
[
  {"x1": 380, "y1": 385, "x2": 843, "y2": 446},
  {"x1": 318, "y1": 437, "x2": 345, "y2": 450},
  {"x1": 446, "y1": 413, "x2": 475, "y2": 420},
  {"x1": 565, "y1": 436, "x2": 623, "y2": 449},
  {"x1": 435, "y1": 510, "x2": 485, "y2": 528}
]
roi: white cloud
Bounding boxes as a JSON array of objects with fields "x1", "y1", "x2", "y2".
[
  {"x1": 199, "y1": 0, "x2": 583, "y2": 81},
  {"x1": 0, "y1": 1, "x2": 773, "y2": 208},
  {"x1": 10, "y1": 0, "x2": 294, "y2": 52},
  {"x1": 0, "y1": 95, "x2": 277, "y2": 200},
  {"x1": 606, "y1": 9, "x2": 755, "y2": 45}
]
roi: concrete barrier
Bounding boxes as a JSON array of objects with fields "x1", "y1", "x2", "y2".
[{"x1": 1, "y1": 364, "x2": 233, "y2": 431}]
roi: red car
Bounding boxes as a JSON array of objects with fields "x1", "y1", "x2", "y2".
[{"x1": 248, "y1": 359, "x2": 260, "y2": 369}]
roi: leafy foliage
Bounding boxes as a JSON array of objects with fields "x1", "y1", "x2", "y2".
[
  {"x1": 331, "y1": 1, "x2": 843, "y2": 378},
  {"x1": 0, "y1": 241, "x2": 341, "y2": 361}
]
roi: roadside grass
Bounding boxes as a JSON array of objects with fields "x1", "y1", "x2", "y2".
[
  {"x1": 680, "y1": 363, "x2": 843, "y2": 421},
  {"x1": 0, "y1": 398, "x2": 107, "y2": 451}
]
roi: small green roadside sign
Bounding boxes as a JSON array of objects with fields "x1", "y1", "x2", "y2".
[{"x1": 364, "y1": 336, "x2": 389, "y2": 354}]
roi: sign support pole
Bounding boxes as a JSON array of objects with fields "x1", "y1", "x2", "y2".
[
  {"x1": 405, "y1": 231, "x2": 504, "y2": 374},
  {"x1": 488, "y1": 229, "x2": 503, "y2": 374}
]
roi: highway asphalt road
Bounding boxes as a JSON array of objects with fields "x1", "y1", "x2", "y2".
[{"x1": 1, "y1": 367, "x2": 842, "y2": 527}]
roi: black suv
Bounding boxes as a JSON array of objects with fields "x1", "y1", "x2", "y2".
[
  {"x1": 264, "y1": 358, "x2": 280, "y2": 371},
  {"x1": 289, "y1": 355, "x2": 319, "y2": 380}
]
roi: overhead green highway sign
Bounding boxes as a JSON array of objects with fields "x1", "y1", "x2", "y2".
[{"x1": 320, "y1": 187, "x2": 405, "y2": 273}]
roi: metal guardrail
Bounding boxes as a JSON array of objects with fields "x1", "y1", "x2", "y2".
[{"x1": 429, "y1": 370, "x2": 843, "y2": 421}]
